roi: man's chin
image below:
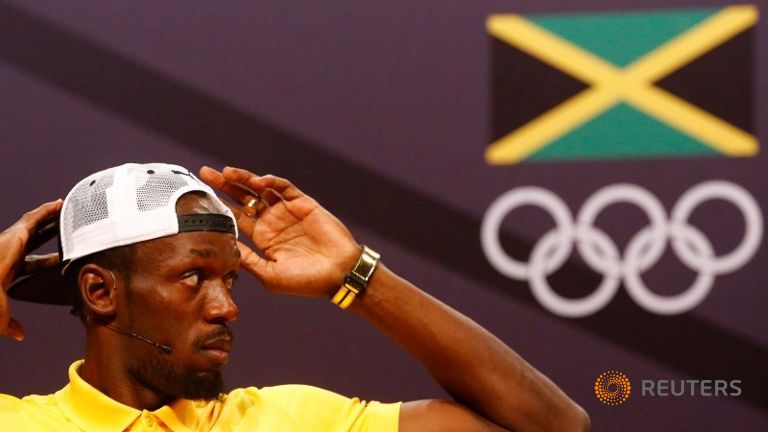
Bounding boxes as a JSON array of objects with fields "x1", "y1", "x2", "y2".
[
  {"x1": 179, "y1": 372, "x2": 224, "y2": 400},
  {"x1": 176, "y1": 368, "x2": 224, "y2": 399},
  {"x1": 133, "y1": 355, "x2": 225, "y2": 400}
]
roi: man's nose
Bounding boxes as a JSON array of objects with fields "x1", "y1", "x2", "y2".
[{"x1": 204, "y1": 282, "x2": 239, "y2": 324}]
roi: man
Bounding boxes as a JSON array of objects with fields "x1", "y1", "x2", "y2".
[{"x1": 0, "y1": 163, "x2": 589, "y2": 431}]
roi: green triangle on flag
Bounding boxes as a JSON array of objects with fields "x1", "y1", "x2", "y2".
[
  {"x1": 526, "y1": 102, "x2": 720, "y2": 162},
  {"x1": 528, "y1": 8, "x2": 719, "y2": 67}
]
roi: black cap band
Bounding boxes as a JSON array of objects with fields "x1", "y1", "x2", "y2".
[{"x1": 177, "y1": 214, "x2": 236, "y2": 234}]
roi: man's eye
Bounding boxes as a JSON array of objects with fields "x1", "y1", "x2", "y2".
[
  {"x1": 182, "y1": 271, "x2": 200, "y2": 286},
  {"x1": 225, "y1": 278, "x2": 236, "y2": 290},
  {"x1": 225, "y1": 273, "x2": 239, "y2": 291}
]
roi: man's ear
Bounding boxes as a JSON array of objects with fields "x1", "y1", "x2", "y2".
[{"x1": 78, "y1": 264, "x2": 119, "y2": 318}]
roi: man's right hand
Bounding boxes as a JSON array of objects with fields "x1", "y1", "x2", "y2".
[{"x1": 0, "y1": 200, "x2": 62, "y2": 341}]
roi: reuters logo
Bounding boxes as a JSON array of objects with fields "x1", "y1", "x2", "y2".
[{"x1": 595, "y1": 371, "x2": 631, "y2": 405}]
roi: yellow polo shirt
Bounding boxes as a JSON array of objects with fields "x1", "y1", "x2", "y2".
[{"x1": 0, "y1": 360, "x2": 400, "y2": 431}]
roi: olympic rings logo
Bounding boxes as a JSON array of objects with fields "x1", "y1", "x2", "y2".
[{"x1": 481, "y1": 181, "x2": 763, "y2": 318}]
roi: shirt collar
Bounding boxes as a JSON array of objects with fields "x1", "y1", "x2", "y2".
[{"x1": 54, "y1": 360, "x2": 220, "y2": 432}]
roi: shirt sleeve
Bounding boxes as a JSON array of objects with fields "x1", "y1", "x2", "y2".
[{"x1": 253, "y1": 384, "x2": 401, "y2": 432}]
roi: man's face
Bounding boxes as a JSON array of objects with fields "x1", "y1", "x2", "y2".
[{"x1": 114, "y1": 194, "x2": 240, "y2": 400}]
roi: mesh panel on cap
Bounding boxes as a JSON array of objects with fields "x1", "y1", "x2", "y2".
[
  {"x1": 64, "y1": 172, "x2": 115, "y2": 234},
  {"x1": 135, "y1": 168, "x2": 193, "y2": 211},
  {"x1": 61, "y1": 171, "x2": 116, "y2": 258}
]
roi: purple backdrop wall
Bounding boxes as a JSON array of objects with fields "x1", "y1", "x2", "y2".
[{"x1": 1, "y1": 1, "x2": 766, "y2": 430}]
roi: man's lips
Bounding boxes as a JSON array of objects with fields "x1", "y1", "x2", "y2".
[{"x1": 200, "y1": 338, "x2": 231, "y2": 364}]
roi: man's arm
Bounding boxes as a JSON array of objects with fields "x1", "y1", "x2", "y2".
[
  {"x1": 354, "y1": 263, "x2": 589, "y2": 432},
  {"x1": 199, "y1": 166, "x2": 589, "y2": 432}
]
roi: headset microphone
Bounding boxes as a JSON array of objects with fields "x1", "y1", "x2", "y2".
[{"x1": 105, "y1": 324, "x2": 173, "y2": 354}]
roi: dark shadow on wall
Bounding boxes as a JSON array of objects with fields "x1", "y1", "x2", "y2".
[{"x1": 0, "y1": 0, "x2": 765, "y2": 411}]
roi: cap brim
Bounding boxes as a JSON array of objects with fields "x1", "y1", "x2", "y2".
[{"x1": 7, "y1": 261, "x2": 75, "y2": 306}]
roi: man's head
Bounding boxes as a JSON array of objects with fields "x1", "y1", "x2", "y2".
[
  {"x1": 12, "y1": 163, "x2": 241, "y2": 400},
  {"x1": 79, "y1": 191, "x2": 240, "y2": 400}
]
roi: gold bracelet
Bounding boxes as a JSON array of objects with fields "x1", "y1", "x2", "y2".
[{"x1": 331, "y1": 245, "x2": 380, "y2": 309}]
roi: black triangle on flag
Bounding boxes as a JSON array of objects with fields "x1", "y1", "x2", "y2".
[
  {"x1": 656, "y1": 28, "x2": 755, "y2": 134},
  {"x1": 490, "y1": 37, "x2": 588, "y2": 143}
]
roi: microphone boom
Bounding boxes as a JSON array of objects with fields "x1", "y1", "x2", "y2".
[{"x1": 105, "y1": 324, "x2": 173, "y2": 354}]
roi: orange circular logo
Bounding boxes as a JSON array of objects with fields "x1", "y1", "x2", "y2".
[{"x1": 594, "y1": 371, "x2": 631, "y2": 405}]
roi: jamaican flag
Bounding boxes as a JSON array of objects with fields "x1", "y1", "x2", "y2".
[{"x1": 487, "y1": 6, "x2": 758, "y2": 164}]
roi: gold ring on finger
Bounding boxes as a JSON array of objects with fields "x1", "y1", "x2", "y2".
[{"x1": 242, "y1": 196, "x2": 259, "y2": 217}]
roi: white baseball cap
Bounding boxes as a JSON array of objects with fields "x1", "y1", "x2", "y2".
[{"x1": 9, "y1": 162, "x2": 238, "y2": 305}]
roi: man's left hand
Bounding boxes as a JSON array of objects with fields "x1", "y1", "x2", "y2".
[{"x1": 199, "y1": 166, "x2": 360, "y2": 298}]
